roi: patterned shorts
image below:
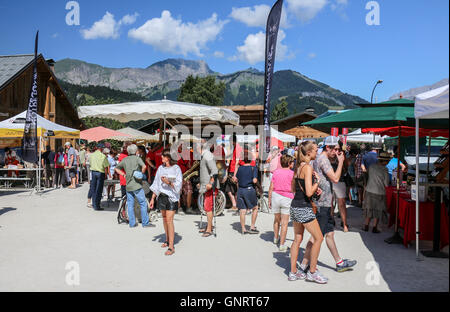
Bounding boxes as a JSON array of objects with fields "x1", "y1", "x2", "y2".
[
  {"x1": 182, "y1": 180, "x2": 193, "y2": 194},
  {"x1": 290, "y1": 205, "x2": 316, "y2": 224}
]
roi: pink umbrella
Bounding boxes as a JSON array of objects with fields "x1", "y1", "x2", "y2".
[{"x1": 80, "y1": 127, "x2": 131, "y2": 142}]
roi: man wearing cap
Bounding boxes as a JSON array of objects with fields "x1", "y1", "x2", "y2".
[
  {"x1": 299, "y1": 136, "x2": 357, "y2": 274},
  {"x1": 88, "y1": 143, "x2": 110, "y2": 211},
  {"x1": 115, "y1": 144, "x2": 153, "y2": 228},
  {"x1": 65, "y1": 142, "x2": 78, "y2": 189}
]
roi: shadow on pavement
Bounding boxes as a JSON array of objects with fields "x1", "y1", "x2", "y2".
[
  {"x1": 273, "y1": 248, "x2": 336, "y2": 276},
  {"x1": 152, "y1": 232, "x2": 183, "y2": 246},
  {"x1": 0, "y1": 207, "x2": 17, "y2": 217},
  {"x1": 260, "y1": 231, "x2": 274, "y2": 243},
  {"x1": 345, "y1": 204, "x2": 449, "y2": 291}
]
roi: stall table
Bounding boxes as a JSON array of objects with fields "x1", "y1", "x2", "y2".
[
  {"x1": 0, "y1": 168, "x2": 43, "y2": 190},
  {"x1": 386, "y1": 186, "x2": 449, "y2": 248}
]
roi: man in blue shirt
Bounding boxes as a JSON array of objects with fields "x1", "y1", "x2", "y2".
[
  {"x1": 386, "y1": 148, "x2": 406, "y2": 183},
  {"x1": 361, "y1": 144, "x2": 380, "y2": 173}
]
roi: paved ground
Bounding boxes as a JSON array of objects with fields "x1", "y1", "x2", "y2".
[{"x1": 0, "y1": 184, "x2": 448, "y2": 292}]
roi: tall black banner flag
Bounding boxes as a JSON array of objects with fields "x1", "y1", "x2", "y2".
[
  {"x1": 22, "y1": 31, "x2": 39, "y2": 164},
  {"x1": 263, "y1": 0, "x2": 283, "y2": 157}
]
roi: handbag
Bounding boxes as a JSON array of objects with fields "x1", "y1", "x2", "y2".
[{"x1": 344, "y1": 173, "x2": 355, "y2": 187}]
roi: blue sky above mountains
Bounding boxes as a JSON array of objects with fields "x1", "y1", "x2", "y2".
[{"x1": 0, "y1": 0, "x2": 448, "y2": 102}]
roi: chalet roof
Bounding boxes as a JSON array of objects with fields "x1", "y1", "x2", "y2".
[
  {"x1": 284, "y1": 126, "x2": 329, "y2": 139},
  {"x1": 0, "y1": 54, "x2": 36, "y2": 89},
  {"x1": 271, "y1": 112, "x2": 317, "y2": 125}
]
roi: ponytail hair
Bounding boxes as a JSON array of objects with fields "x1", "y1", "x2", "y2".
[{"x1": 296, "y1": 141, "x2": 317, "y2": 170}]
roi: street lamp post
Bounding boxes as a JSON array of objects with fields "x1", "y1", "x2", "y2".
[{"x1": 371, "y1": 80, "x2": 383, "y2": 104}]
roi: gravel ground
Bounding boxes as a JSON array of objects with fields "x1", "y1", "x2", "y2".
[{"x1": 0, "y1": 184, "x2": 448, "y2": 292}]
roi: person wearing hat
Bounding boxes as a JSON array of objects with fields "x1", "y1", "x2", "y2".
[
  {"x1": 362, "y1": 151, "x2": 391, "y2": 233},
  {"x1": 116, "y1": 144, "x2": 153, "y2": 228},
  {"x1": 298, "y1": 136, "x2": 357, "y2": 275},
  {"x1": 87, "y1": 143, "x2": 110, "y2": 211}
]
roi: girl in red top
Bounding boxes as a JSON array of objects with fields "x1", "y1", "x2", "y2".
[{"x1": 54, "y1": 147, "x2": 68, "y2": 188}]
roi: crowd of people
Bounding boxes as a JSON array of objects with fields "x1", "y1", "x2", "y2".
[{"x1": 1, "y1": 134, "x2": 407, "y2": 284}]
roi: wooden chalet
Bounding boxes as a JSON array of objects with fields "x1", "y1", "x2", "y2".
[{"x1": 0, "y1": 54, "x2": 84, "y2": 148}]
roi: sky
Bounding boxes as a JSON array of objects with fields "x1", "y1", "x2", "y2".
[{"x1": 0, "y1": 0, "x2": 448, "y2": 102}]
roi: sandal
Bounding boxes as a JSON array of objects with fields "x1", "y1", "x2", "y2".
[
  {"x1": 202, "y1": 232, "x2": 213, "y2": 238},
  {"x1": 199, "y1": 227, "x2": 214, "y2": 233},
  {"x1": 165, "y1": 248, "x2": 175, "y2": 256},
  {"x1": 161, "y1": 241, "x2": 169, "y2": 248}
]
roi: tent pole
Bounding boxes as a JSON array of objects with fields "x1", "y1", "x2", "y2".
[
  {"x1": 426, "y1": 135, "x2": 432, "y2": 183},
  {"x1": 395, "y1": 127, "x2": 401, "y2": 233},
  {"x1": 415, "y1": 118, "x2": 421, "y2": 260},
  {"x1": 163, "y1": 114, "x2": 167, "y2": 149},
  {"x1": 385, "y1": 125, "x2": 403, "y2": 244},
  {"x1": 38, "y1": 135, "x2": 42, "y2": 194}
]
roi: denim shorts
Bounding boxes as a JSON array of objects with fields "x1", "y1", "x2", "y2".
[
  {"x1": 237, "y1": 187, "x2": 258, "y2": 210},
  {"x1": 316, "y1": 206, "x2": 335, "y2": 235}
]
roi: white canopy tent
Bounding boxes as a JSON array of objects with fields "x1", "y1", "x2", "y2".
[
  {"x1": 109, "y1": 127, "x2": 159, "y2": 142},
  {"x1": 0, "y1": 111, "x2": 80, "y2": 139},
  {"x1": 414, "y1": 84, "x2": 449, "y2": 259},
  {"x1": 219, "y1": 128, "x2": 296, "y2": 144},
  {"x1": 78, "y1": 99, "x2": 240, "y2": 125},
  {"x1": 78, "y1": 99, "x2": 240, "y2": 148},
  {"x1": 345, "y1": 128, "x2": 386, "y2": 144}
]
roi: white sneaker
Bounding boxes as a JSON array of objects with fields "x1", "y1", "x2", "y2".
[
  {"x1": 306, "y1": 270, "x2": 328, "y2": 284},
  {"x1": 279, "y1": 245, "x2": 288, "y2": 252},
  {"x1": 273, "y1": 237, "x2": 279, "y2": 245}
]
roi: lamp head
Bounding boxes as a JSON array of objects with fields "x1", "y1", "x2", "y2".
[{"x1": 377, "y1": 80, "x2": 383, "y2": 84}]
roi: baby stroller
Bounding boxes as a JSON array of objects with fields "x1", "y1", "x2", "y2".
[{"x1": 117, "y1": 180, "x2": 158, "y2": 225}]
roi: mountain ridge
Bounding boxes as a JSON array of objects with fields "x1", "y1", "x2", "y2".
[{"x1": 55, "y1": 58, "x2": 369, "y2": 115}]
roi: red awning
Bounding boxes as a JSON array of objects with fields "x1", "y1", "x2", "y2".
[
  {"x1": 80, "y1": 127, "x2": 131, "y2": 142},
  {"x1": 362, "y1": 126, "x2": 449, "y2": 138}
]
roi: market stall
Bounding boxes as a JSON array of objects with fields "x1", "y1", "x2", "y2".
[
  {"x1": 414, "y1": 84, "x2": 449, "y2": 258},
  {"x1": 0, "y1": 111, "x2": 80, "y2": 192},
  {"x1": 78, "y1": 99, "x2": 240, "y2": 148}
]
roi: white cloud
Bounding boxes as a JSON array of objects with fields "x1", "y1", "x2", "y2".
[
  {"x1": 230, "y1": 5, "x2": 289, "y2": 28},
  {"x1": 120, "y1": 13, "x2": 139, "y2": 25},
  {"x1": 308, "y1": 52, "x2": 316, "y2": 59},
  {"x1": 128, "y1": 11, "x2": 227, "y2": 57},
  {"x1": 236, "y1": 30, "x2": 289, "y2": 65},
  {"x1": 81, "y1": 12, "x2": 138, "y2": 40},
  {"x1": 286, "y1": 0, "x2": 328, "y2": 23},
  {"x1": 331, "y1": 0, "x2": 349, "y2": 20},
  {"x1": 214, "y1": 51, "x2": 225, "y2": 58}
]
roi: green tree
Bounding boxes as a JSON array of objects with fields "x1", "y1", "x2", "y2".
[
  {"x1": 82, "y1": 117, "x2": 124, "y2": 130},
  {"x1": 178, "y1": 75, "x2": 226, "y2": 106},
  {"x1": 271, "y1": 100, "x2": 289, "y2": 122}
]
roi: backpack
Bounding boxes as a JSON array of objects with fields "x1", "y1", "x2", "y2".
[{"x1": 57, "y1": 154, "x2": 65, "y2": 166}]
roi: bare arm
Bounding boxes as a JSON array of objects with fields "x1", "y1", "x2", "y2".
[
  {"x1": 304, "y1": 165, "x2": 319, "y2": 198},
  {"x1": 326, "y1": 154, "x2": 345, "y2": 184},
  {"x1": 268, "y1": 181, "x2": 274, "y2": 202}
]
